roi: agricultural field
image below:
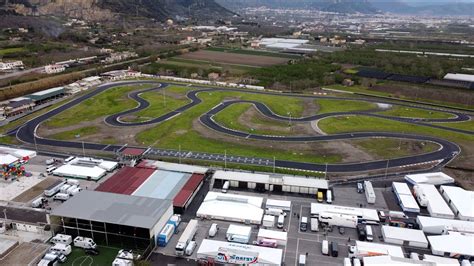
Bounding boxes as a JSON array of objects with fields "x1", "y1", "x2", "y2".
[{"x1": 178, "y1": 50, "x2": 290, "y2": 67}]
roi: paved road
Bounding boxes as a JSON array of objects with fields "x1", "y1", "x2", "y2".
[{"x1": 13, "y1": 80, "x2": 472, "y2": 173}]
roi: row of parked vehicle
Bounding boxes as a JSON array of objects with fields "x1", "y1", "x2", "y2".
[{"x1": 38, "y1": 234, "x2": 99, "y2": 265}]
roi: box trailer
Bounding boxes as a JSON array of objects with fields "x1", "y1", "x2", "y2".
[
  {"x1": 175, "y1": 219, "x2": 198, "y2": 256},
  {"x1": 226, "y1": 224, "x2": 252, "y2": 244},
  {"x1": 263, "y1": 215, "x2": 275, "y2": 228},
  {"x1": 257, "y1": 229, "x2": 287, "y2": 247},
  {"x1": 265, "y1": 199, "x2": 291, "y2": 212},
  {"x1": 364, "y1": 181, "x2": 376, "y2": 204},
  {"x1": 44, "y1": 181, "x2": 66, "y2": 197},
  {"x1": 318, "y1": 212, "x2": 358, "y2": 228},
  {"x1": 158, "y1": 223, "x2": 175, "y2": 247},
  {"x1": 349, "y1": 241, "x2": 404, "y2": 259},
  {"x1": 381, "y1": 225, "x2": 428, "y2": 248}
]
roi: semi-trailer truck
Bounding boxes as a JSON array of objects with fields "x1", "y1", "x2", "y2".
[{"x1": 175, "y1": 219, "x2": 198, "y2": 256}]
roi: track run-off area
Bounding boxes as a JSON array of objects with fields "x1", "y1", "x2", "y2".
[{"x1": 13, "y1": 80, "x2": 474, "y2": 173}]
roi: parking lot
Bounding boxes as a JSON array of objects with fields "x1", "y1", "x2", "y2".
[{"x1": 153, "y1": 183, "x2": 401, "y2": 265}]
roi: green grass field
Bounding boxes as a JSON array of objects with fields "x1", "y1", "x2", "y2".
[
  {"x1": 44, "y1": 84, "x2": 154, "y2": 128},
  {"x1": 121, "y1": 86, "x2": 191, "y2": 123},
  {"x1": 63, "y1": 246, "x2": 121, "y2": 266},
  {"x1": 318, "y1": 115, "x2": 474, "y2": 143},
  {"x1": 317, "y1": 99, "x2": 376, "y2": 114},
  {"x1": 0, "y1": 47, "x2": 26, "y2": 55},
  {"x1": 166, "y1": 58, "x2": 255, "y2": 74},
  {"x1": 213, "y1": 103, "x2": 292, "y2": 136},
  {"x1": 436, "y1": 119, "x2": 474, "y2": 132},
  {"x1": 379, "y1": 106, "x2": 455, "y2": 119},
  {"x1": 49, "y1": 126, "x2": 99, "y2": 140}
]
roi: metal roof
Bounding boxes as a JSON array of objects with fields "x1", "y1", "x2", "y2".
[{"x1": 50, "y1": 190, "x2": 172, "y2": 229}]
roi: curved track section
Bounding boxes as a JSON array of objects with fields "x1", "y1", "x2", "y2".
[{"x1": 15, "y1": 81, "x2": 473, "y2": 173}]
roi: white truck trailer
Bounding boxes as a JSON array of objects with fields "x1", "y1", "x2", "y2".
[
  {"x1": 226, "y1": 224, "x2": 252, "y2": 244},
  {"x1": 257, "y1": 229, "x2": 287, "y2": 247},
  {"x1": 318, "y1": 212, "x2": 358, "y2": 228},
  {"x1": 349, "y1": 241, "x2": 404, "y2": 259},
  {"x1": 364, "y1": 181, "x2": 376, "y2": 204},
  {"x1": 175, "y1": 219, "x2": 198, "y2": 256}
]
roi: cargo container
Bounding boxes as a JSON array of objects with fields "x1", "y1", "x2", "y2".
[
  {"x1": 364, "y1": 181, "x2": 376, "y2": 204},
  {"x1": 226, "y1": 224, "x2": 252, "y2": 244},
  {"x1": 319, "y1": 212, "x2": 358, "y2": 228},
  {"x1": 158, "y1": 224, "x2": 175, "y2": 247},
  {"x1": 257, "y1": 228, "x2": 287, "y2": 247}
]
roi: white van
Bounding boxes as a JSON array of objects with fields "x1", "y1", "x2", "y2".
[
  {"x1": 321, "y1": 240, "x2": 329, "y2": 255},
  {"x1": 60, "y1": 184, "x2": 72, "y2": 194},
  {"x1": 298, "y1": 254, "x2": 306, "y2": 266},
  {"x1": 277, "y1": 215, "x2": 285, "y2": 229},
  {"x1": 185, "y1": 241, "x2": 197, "y2": 256},
  {"x1": 46, "y1": 166, "x2": 57, "y2": 175},
  {"x1": 310, "y1": 218, "x2": 319, "y2": 232},
  {"x1": 51, "y1": 234, "x2": 72, "y2": 245},
  {"x1": 326, "y1": 190, "x2": 332, "y2": 204},
  {"x1": 366, "y1": 225, "x2": 373, "y2": 242},
  {"x1": 343, "y1": 258, "x2": 351, "y2": 266},
  {"x1": 49, "y1": 243, "x2": 72, "y2": 255},
  {"x1": 209, "y1": 223, "x2": 218, "y2": 237},
  {"x1": 410, "y1": 252, "x2": 420, "y2": 260},
  {"x1": 53, "y1": 193, "x2": 70, "y2": 201},
  {"x1": 222, "y1": 181, "x2": 229, "y2": 193},
  {"x1": 265, "y1": 208, "x2": 285, "y2": 217},
  {"x1": 353, "y1": 258, "x2": 361, "y2": 266}
]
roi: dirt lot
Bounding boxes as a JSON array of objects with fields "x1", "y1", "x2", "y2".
[
  {"x1": 178, "y1": 50, "x2": 289, "y2": 67},
  {"x1": 12, "y1": 177, "x2": 61, "y2": 203},
  {"x1": 0, "y1": 242, "x2": 49, "y2": 265}
]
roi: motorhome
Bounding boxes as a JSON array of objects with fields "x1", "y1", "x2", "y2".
[
  {"x1": 73, "y1": 236, "x2": 97, "y2": 249},
  {"x1": 366, "y1": 225, "x2": 374, "y2": 241},
  {"x1": 53, "y1": 193, "x2": 70, "y2": 201},
  {"x1": 51, "y1": 234, "x2": 72, "y2": 245},
  {"x1": 222, "y1": 181, "x2": 229, "y2": 193},
  {"x1": 49, "y1": 243, "x2": 72, "y2": 255},
  {"x1": 277, "y1": 215, "x2": 285, "y2": 229},
  {"x1": 326, "y1": 190, "x2": 332, "y2": 204}
]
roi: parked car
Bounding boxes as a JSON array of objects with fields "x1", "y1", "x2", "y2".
[{"x1": 357, "y1": 183, "x2": 364, "y2": 193}]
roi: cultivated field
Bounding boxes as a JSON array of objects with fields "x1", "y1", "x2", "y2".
[{"x1": 178, "y1": 50, "x2": 290, "y2": 67}]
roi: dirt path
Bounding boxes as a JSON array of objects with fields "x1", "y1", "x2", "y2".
[{"x1": 12, "y1": 177, "x2": 61, "y2": 203}]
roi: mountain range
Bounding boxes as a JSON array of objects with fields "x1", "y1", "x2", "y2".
[
  {"x1": 216, "y1": 0, "x2": 474, "y2": 16},
  {"x1": 2, "y1": 0, "x2": 233, "y2": 21}
]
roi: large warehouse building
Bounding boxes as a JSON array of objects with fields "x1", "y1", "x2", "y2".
[
  {"x1": 439, "y1": 185, "x2": 474, "y2": 221},
  {"x1": 96, "y1": 162, "x2": 205, "y2": 213},
  {"x1": 212, "y1": 170, "x2": 328, "y2": 194},
  {"x1": 49, "y1": 190, "x2": 173, "y2": 249},
  {"x1": 197, "y1": 192, "x2": 264, "y2": 224}
]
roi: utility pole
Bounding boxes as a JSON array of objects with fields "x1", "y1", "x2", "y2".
[
  {"x1": 82, "y1": 141, "x2": 85, "y2": 157},
  {"x1": 224, "y1": 150, "x2": 227, "y2": 169},
  {"x1": 384, "y1": 160, "x2": 390, "y2": 178},
  {"x1": 324, "y1": 163, "x2": 328, "y2": 179},
  {"x1": 273, "y1": 156, "x2": 276, "y2": 173},
  {"x1": 163, "y1": 87, "x2": 166, "y2": 107}
]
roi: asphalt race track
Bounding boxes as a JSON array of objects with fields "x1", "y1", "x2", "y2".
[{"x1": 13, "y1": 80, "x2": 473, "y2": 173}]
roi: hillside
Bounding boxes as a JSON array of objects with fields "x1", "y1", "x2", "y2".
[{"x1": 2, "y1": 0, "x2": 233, "y2": 21}]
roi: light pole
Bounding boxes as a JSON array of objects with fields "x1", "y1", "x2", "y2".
[
  {"x1": 287, "y1": 112, "x2": 292, "y2": 127},
  {"x1": 179, "y1": 145, "x2": 181, "y2": 164},
  {"x1": 33, "y1": 135, "x2": 38, "y2": 152},
  {"x1": 324, "y1": 163, "x2": 328, "y2": 179},
  {"x1": 224, "y1": 150, "x2": 227, "y2": 169},
  {"x1": 384, "y1": 160, "x2": 390, "y2": 178},
  {"x1": 273, "y1": 156, "x2": 276, "y2": 173},
  {"x1": 82, "y1": 141, "x2": 85, "y2": 157},
  {"x1": 163, "y1": 87, "x2": 166, "y2": 107}
]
